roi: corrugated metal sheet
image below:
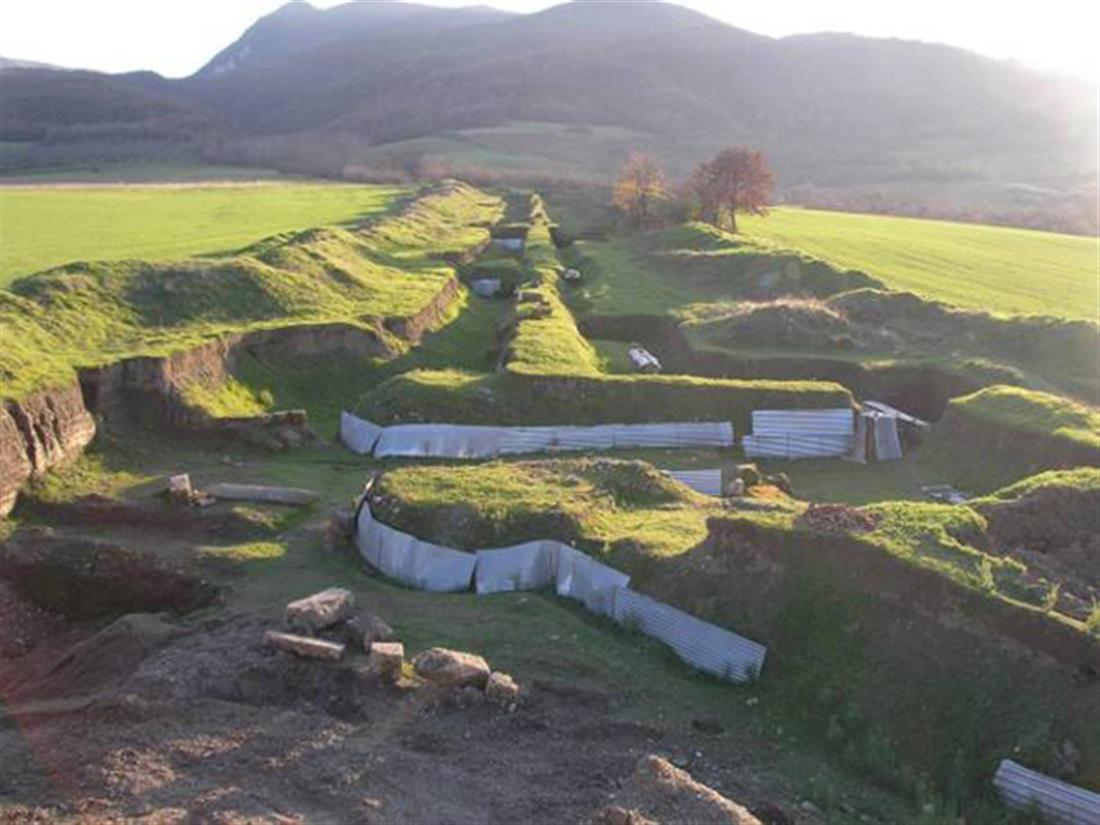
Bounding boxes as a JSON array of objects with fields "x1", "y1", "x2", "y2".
[
  {"x1": 744, "y1": 408, "x2": 854, "y2": 459},
  {"x1": 663, "y1": 469, "x2": 724, "y2": 496},
  {"x1": 612, "y1": 588, "x2": 767, "y2": 683},
  {"x1": 373, "y1": 421, "x2": 734, "y2": 459},
  {"x1": 871, "y1": 413, "x2": 903, "y2": 461},
  {"x1": 628, "y1": 346, "x2": 662, "y2": 372},
  {"x1": 555, "y1": 545, "x2": 631, "y2": 617},
  {"x1": 848, "y1": 413, "x2": 868, "y2": 464},
  {"x1": 339, "y1": 411, "x2": 383, "y2": 455},
  {"x1": 354, "y1": 497, "x2": 768, "y2": 684},
  {"x1": 863, "y1": 400, "x2": 929, "y2": 428},
  {"x1": 752, "y1": 408, "x2": 854, "y2": 436},
  {"x1": 993, "y1": 759, "x2": 1100, "y2": 825},
  {"x1": 742, "y1": 434, "x2": 853, "y2": 459},
  {"x1": 471, "y1": 278, "x2": 501, "y2": 298},
  {"x1": 474, "y1": 540, "x2": 558, "y2": 594},
  {"x1": 356, "y1": 504, "x2": 476, "y2": 592}
]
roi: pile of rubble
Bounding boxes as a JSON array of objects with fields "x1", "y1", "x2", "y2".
[
  {"x1": 795, "y1": 503, "x2": 881, "y2": 534},
  {"x1": 263, "y1": 587, "x2": 520, "y2": 708}
]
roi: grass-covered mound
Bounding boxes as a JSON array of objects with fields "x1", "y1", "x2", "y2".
[
  {"x1": 568, "y1": 210, "x2": 1099, "y2": 400},
  {"x1": 948, "y1": 386, "x2": 1100, "y2": 454},
  {"x1": 971, "y1": 469, "x2": 1100, "y2": 588},
  {"x1": 0, "y1": 182, "x2": 502, "y2": 400},
  {"x1": 357, "y1": 368, "x2": 852, "y2": 432},
  {"x1": 373, "y1": 458, "x2": 718, "y2": 556},
  {"x1": 565, "y1": 222, "x2": 879, "y2": 318}
]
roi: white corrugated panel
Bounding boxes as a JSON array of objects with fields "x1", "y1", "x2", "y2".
[
  {"x1": 612, "y1": 588, "x2": 766, "y2": 683},
  {"x1": 745, "y1": 408, "x2": 854, "y2": 458},
  {"x1": 555, "y1": 545, "x2": 631, "y2": 616},
  {"x1": 355, "y1": 504, "x2": 476, "y2": 592},
  {"x1": 863, "y1": 400, "x2": 929, "y2": 428},
  {"x1": 994, "y1": 759, "x2": 1100, "y2": 825},
  {"x1": 340, "y1": 411, "x2": 383, "y2": 455},
  {"x1": 752, "y1": 408, "x2": 854, "y2": 436},
  {"x1": 474, "y1": 540, "x2": 559, "y2": 594},
  {"x1": 373, "y1": 422, "x2": 734, "y2": 459},
  {"x1": 871, "y1": 414, "x2": 903, "y2": 461},
  {"x1": 664, "y1": 469, "x2": 724, "y2": 496},
  {"x1": 742, "y1": 434, "x2": 853, "y2": 459}
]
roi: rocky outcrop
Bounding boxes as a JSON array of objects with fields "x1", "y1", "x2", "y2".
[{"x1": 0, "y1": 382, "x2": 96, "y2": 517}]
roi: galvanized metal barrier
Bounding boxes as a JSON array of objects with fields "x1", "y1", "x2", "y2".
[
  {"x1": 475, "y1": 540, "x2": 558, "y2": 594},
  {"x1": 555, "y1": 545, "x2": 631, "y2": 617},
  {"x1": 993, "y1": 759, "x2": 1100, "y2": 825},
  {"x1": 339, "y1": 411, "x2": 734, "y2": 458},
  {"x1": 743, "y1": 408, "x2": 854, "y2": 459},
  {"x1": 663, "y1": 468, "x2": 724, "y2": 496},
  {"x1": 353, "y1": 497, "x2": 765, "y2": 683},
  {"x1": 356, "y1": 503, "x2": 476, "y2": 592},
  {"x1": 612, "y1": 588, "x2": 767, "y2": 682},
  {"x1": 340, "y1": 411, "x2": 384, "y2": 455}
]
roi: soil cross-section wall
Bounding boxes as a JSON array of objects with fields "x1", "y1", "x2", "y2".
[{"x1": 1, "y1": 383, "x2": 96, "y2": 516}]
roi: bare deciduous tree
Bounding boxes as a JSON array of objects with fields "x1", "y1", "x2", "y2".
[
  {"x1": 689, "y1": 147, "x2": 774, "y2": 232},
  {"x1": 613, "y1": 151, "x2": 666, "y2": 225}
]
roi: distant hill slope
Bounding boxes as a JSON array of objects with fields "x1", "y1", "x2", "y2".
[
  {"x1": 1, "y1": 1, "x2": 1095, "y2": 216},
  {"x1": 0, "y1": 56, "x2": 69, "y2": 71}
]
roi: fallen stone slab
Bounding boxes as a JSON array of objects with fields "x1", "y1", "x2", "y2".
[
  {"x1": 263, "y1": 630, "x2": 345, "y2": 661},
  {"x1": 285, "y1": 587, "x2": 356, "y2": 634},
  {"x1": 485, "y1": 671, "x2": 519, "y2": 706},
  {"x1": 206, "y1": 483, "x2": 320, "y2": 506},
  {"x1": 368, "y1": 641, "x2": 404, "y2": 680},
  {"x1": 412, "y1": 647, "x2": 490, "y2": 689},
  {"x1": 345, "y1": 611, "x2": 395, "y2": 651}
]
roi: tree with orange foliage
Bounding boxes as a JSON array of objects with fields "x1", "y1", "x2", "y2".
[
  {"x1": 613, "y1": 151, "x2": 666, "y2": 225},
  {"x1": 689, "y1": 147, "x2": 774, "y2": 232}
]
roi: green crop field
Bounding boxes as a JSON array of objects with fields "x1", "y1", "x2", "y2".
[
  {"x1": 0, "y1": 181, "x2": 408, "y2": 286},
  {"x1": 740, "y1": 207, "x2": 1100, "y2": 319}
]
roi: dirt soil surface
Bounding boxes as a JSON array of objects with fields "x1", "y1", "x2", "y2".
[{"x1": 0, "y1": 595, "x2": 819, "y2": 824}]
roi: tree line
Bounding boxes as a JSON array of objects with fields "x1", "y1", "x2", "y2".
[{"x1": 613, "y1": 147, "x2": 774, "y2": 232}]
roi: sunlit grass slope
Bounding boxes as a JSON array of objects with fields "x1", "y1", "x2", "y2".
[
  {"x1": 0, "y1": 182, "x2": 501, "y2": 399},
  {"x1": 0, "y1": 182, "x2": 408, "y2": 285},
  {"x1": 740, "y1": 207, "x2": 1099, "y2": 319}
]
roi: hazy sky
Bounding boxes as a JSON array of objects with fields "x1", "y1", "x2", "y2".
[{"x1": 2, "y1": 0, "x2": 1097, "y2": 80}]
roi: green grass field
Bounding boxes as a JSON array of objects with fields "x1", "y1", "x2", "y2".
[
  {"x1": 0, "y1": 181, "x2": 408, "y2": 285},
  {"x1": 0, "y1": 182, "x2": 499, "y2": 399},
  {"x1": 740, "y1": 207, "x2": 1100, "y2": 319}
]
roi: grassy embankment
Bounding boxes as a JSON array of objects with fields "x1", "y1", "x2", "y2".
[
  {"x1": 358, "y1": 195, "x2": 854, "y2": 429},
  {"x1": 0, "y1": 182, "x2": 502, "y2": 403},
  {"x1": 0, "y1": 181, "x2": 408, "y2": 287},
  {"x1": 562, "y1": 217, "x2": 1099, "y2": 401}
]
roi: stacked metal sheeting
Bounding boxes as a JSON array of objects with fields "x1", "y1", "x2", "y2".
[
  {"x1": 340, "y1": 411, "x2": 384, "y2": 455},
  {"x1": 555, "y1": 545, "x2": 631, "y2": 617},
  {"x1": 356, "y1": 505, "x2": 477, "y2": 592},
  {"x1": 475, "y1": 540, "x2": 559, "y2": 594},
  {"x1": 663, "y1": 468, "x2": 724, "y2": 496},
  {"x1": 993, "y1": 760, "x2": 1100, "y2": 825},
  {"x1": 613, "y1": 588, "x2": 767, "y2": 682},
  {"x1": 370, "y1": 420, "x2": 735, "y2": 459},
  {"x1": 742, "y1": 408, "x2": 854, "y2": 459}
]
